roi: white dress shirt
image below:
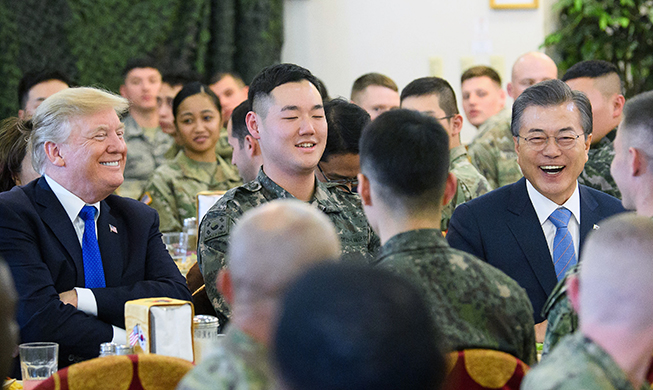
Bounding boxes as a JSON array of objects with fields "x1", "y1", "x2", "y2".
[
  {"x1": 44, "y1": 174, "x2": 126, "y2": 343},
  {"x1": 526, "y1": 179, "x2": 581, "y2": 261}
]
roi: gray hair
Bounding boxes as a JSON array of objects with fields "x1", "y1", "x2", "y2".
[
  {"x1": 30, "y1": 87, "x2": 128, "y2": 174},
  {"x1": 511, "y1": 79, "x2": 592, "y2": 138}
]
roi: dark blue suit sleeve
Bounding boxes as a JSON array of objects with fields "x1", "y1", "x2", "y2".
[
  {"x1": 93, "y1": 201, "x2": 192, "y2": 328},
  {"x1": 447, "y1": 202, "x2": 486, "y2": 261},
  {"x1": 0, "y1": 198, "x2": 113, "y2": 364}
]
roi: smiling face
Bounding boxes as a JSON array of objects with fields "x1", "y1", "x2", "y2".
[
  {"x1": 461, "y1": 76, "x2": 505, "y2": 127},
  {"x1": 175, "y1": 94, "x2": 222, "y2": 162},
  {"x1": 248, "y1": 80, "x2": 327, "y2": 179},
  {"x1": 54, "y1": 108, "x2": 127, "y2": 203},
  {"x1": 120, "y1": 67, "x2": 162, "y2": 110},
  {"x1": 515, "y1": 103, "x2": 591, "y2": 205}
]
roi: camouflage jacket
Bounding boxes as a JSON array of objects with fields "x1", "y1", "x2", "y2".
[
  {"x1": 467, "y1": 108, "x2": 522, "y2": 189},
  {"x1": 541, "y1": 264, "x2": 580, "y2": 357},
  {"x1": 176, "y1": 326, "x2": 272, "y2": 390},
  {"x1": 522, "y1": 332, "x2": 650, "y2": 390},
  {"x1": 441, "y1": 145, "x2": 492, "y2": 231},
  {"x1": 119, "y1": 115, "x2": 174, "y2": 199},
  {"x1": 198, "y1": 168, "x2": 380, "y2": 317},
  {"x1": 140, "y1": 151, "x2": 242, "y2": 232},
  {"x1": 578, "y1": 129, "x2": 621, "y2": 199},
  {"x1": 375, "y1": 229, "x2": 536, "y2": 365}
]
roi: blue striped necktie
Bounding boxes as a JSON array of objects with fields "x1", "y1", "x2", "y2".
[
  {"x1": 549, "y1": 207, "x2": 577, "y2": 281},
  {"x1": 79, "y1": 205, "x2": 106, "y2": 288}
]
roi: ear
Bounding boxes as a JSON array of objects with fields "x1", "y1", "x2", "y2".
[
  {"x1": 357, "y1": 173, "x2": 372, "y2": 206},
  {"x1": 18, "y1": 109, "x2": 25, "y2": 120},
  {"x1": 566, "y1": 274, "x2": 580, "y2": 313},
  {"x1": 43, "y1": 141, "x2": 65, "y2": 167},
  {"x1": 506, "y1": 82, "x2": 515, "y2": 100},
  {"x1": 442, "y1": 173, "x2": 457, "y2": 206},
  {"x1": 514, "y1": 136, "x2": 520, "y2": 155},
  {"x1": 583, "y1": 133, "x2": 593, "y2": 156},
  {"x1": 244, "y1": 135, "x2": 258, "y2": 156},
  {"x1": 450, "y1": 114, "x2": 463, "y2": 137},
  {"x1": 119, "y1": 84, "x2": 127, "y2": 98},
  {"x1": 630, "y1": 147, "x2": 645, "y2": 177},
  {"x1": 612, "y1": 94, "x2": 626, "y2": 119},
  {"x1": 243, "y1": 86, "x2": 249, "y2": 95},
  {"x1": 216, "y1": 269, "x2": 234, "y2": 305},
  {"x1": 499, "y1": 88, "x2": 507, "y2": 107},
  {"x1": 246, "y1": 111, "x2": 261, "y2": 140}
]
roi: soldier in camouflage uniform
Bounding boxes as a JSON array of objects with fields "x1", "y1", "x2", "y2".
[
  {"x1": 179, "y1": 200, "x2": 340, "y2": 390},
  {"x1": 198, "y1": 64, "x2": 380, "y2": 318},
  {"x1": 461, "y1": 66, "x2": 522, "y2": 189},
  {"x1": 400, "y1": 77, "x2": 491, "y2": 231},
  {"x1": 141, "y1": 82, "x2": 241, "y2": 232},
  {"x1": 117, "y1": 59, "x2": 174, "y2": 199},
  {"x1": 523, "y1": 215, "x2": 653, "y2": 390},
  {"x1": 543, "y1": 91, "x2": 653, "y2": 356},
  {"x1": 141, "y1": 151, "x2": 241, "y2": 232},
  {"x1": 563, "y1": 60, "x2": 625, "y2": 199},
  {"x1": 358, "y1": 109, "x2": 536, "y2": 364}
]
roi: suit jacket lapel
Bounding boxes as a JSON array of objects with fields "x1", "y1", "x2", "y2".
[
  {"x1": 506, "y1": 179, "x2": 558, "y2": 294},
  {"x1": 98, "y1": 200, "x2": 124, "y2": 287},
  {"x1": 578, "y1": 185, "x2": 599, "y2": 258},
  {"x1": 35, "y1": 178, "x2": 85, "y2": 286}
]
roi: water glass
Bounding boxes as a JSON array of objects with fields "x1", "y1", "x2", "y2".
[{"x1": 19, "y1": 342, "x2": 58, "y2": 390}]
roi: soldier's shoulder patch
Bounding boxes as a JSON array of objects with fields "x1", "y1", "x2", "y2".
[{"x1": 140, "y1": 192, "x2": 152, "y2": 205}]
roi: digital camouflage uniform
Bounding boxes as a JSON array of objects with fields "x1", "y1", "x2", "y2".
[
  {"x1": 376, "y1": 229, "x2": 537, "y2": 365},
  {"x1": 140, "y1": 151, "x2": 242, "y2": 232},
  {"x1": 215, "y1": 127, "x2": 233, "y2": 161},
  {"x1": 578, "y1": 129, "x2": 621, "y2": 199},
  {"x1": 521, "y1": 333, "x2": 650, "y2": 390},
  {"x1": 467, "y1": 108, "x2": 522, "y2": 190},
  {"x1": 541, "y1": 264, "x2": 579, "y2": 358},
  {"x1": 119, "y1": 115, "x2": 174, "y2": 199},
  {"x1": 198, "y1": 168, "x2": 380, "y2": 318},
  {"x1": 176, "y1": 326, "x2": 272, "y2": 390},
  {"x1": 441, "y1": 145, "x2": 492, "y2": 231}
]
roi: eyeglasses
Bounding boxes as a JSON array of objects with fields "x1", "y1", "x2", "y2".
[
  {"x1": 317, "y1": 164, "x2": 358, "y2": 188},
  {"x1": 517, "y1": 133, "x2": 582, "y2": 151}
]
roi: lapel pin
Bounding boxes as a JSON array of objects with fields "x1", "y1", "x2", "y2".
[
  {"x1": 592, "y1": 224, "x2": 600, "y2": 230},
  {"x1": 109, "y1": 224, "x2": 118, "y2": 234}
]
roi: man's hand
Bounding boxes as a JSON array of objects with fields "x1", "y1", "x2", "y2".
[
  {"x1": 535, "y1": 320, "x2": 548, "y2": 343},
  {"x1": 59, "y1": 289, "x2": 78, "y2": 308}
]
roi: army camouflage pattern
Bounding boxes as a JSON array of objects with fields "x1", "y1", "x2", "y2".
[
  {"x1": 375, "y1": 229, "x2": 536, "y2": 365},
  {"x1": 215, "y1": 127, "x2": 233, "y2": 160},
  {"x1": 198, "y1": 168, "x2": 380, "y2": 318},
  {"x1": 467, "y1": 108, "x2": 523, "y2": 189},
  {"x1": 541, "y1": 264, "x2": 579, "y2": 357},
  {"x1": 578, "y1": 129, "x2": 621, "y2": 199},
  {"x1": 441, "y1": 145, "x2": 492, "y2": 231},
  {"x1": 141, "y1": 151, "x2": 242, "y2": 232},
  {"x1": 522, "y1": 333, "x2": 650, "y2": 390},
  {"x1": 176, "y1": 326, "x2": 272, "y2": 390},
  {"x1": 119, "y1": 115, "x2": 175, "y2": 199}
]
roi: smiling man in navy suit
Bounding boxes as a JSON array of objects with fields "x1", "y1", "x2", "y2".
[
  {"x1": 0, "y1": 87, "x2": 191, "y2": 369},
  {"x1": 447, "y1": 79, "x2": 624, "y2": 338}
]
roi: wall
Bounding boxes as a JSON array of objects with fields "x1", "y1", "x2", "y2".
[{"x1": 282, "y1": 0, "x2": 556, "y2": 143}]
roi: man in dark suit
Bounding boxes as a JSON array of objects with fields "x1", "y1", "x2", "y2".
[
  {"x1": 0, "y1": 87, "x2": 192, "y2": 369},
  {"x1": 447, "y1": 79, "x2": 624, "y2": 334}
]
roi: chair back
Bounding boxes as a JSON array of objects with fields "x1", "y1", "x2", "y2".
[
  {"x1": 34, "y1": 354, "x2": 194, "y2": 390},
  {"x1": 442, "y1": 349, "x2": 529, "y2": 390}
]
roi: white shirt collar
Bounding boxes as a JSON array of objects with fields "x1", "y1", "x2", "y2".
[
  {"x1": 44, "y1": 174, "x2": 101, "y2": 223},
  {"x1": 526, "y1": 179, "x2": 581, "y2": 226}
]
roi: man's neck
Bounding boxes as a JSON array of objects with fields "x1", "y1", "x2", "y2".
[
  {"x1": 129, "y1": 107, "x2": 158, "y2": 128},
  {"x1": 231, "y1": 303, "x2": 273, "y2": 347},
  {"x1": 263, "y1": 165, "x2": 316, "y2": 202},
  {"x1": 584, "y1": 328, "x2": 653, "y2": 389},
  {"x1": 377, "y1": 207, "x2": 442, "y2": 245}
]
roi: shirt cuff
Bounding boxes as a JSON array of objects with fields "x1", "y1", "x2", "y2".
[
  {"x1": 112, "y1": 326, "x2": 127, "y2": 344},
  {"x1": 74, "y1": 287, "x2": 98, "y2": 316}
]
